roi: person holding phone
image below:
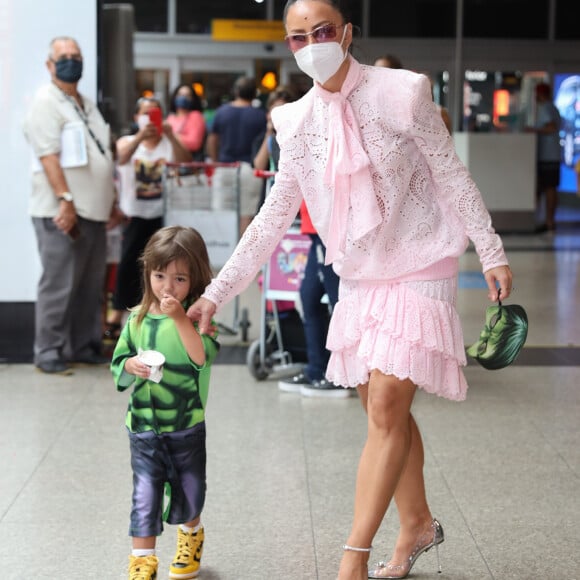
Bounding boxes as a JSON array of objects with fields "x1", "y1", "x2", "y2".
[{"x1": 103, "y1": 97, "x2": 192, "y2": 342}]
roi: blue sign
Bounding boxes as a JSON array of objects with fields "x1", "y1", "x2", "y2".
[{"x1": 554, "y1": 73, "x2": 580, "y2": 193}]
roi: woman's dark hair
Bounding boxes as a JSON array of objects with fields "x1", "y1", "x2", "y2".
[
  {"x1": 283, "y1": 0, "x2": 351, "y2": 23},
  {"x1": 169, "y1": 83, "x2": 203, "y2": 113}
]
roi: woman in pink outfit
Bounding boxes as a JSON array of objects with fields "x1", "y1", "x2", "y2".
[
  {"x1": 165, "y1": 84, "x2": 206, "y2": 160},
  {"x1": 188, "y1": 1, "x2": 513, "y2": 578}
]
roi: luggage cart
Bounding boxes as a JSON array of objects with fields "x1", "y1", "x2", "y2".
[
  {"x1": 246, "y1": 170, "x2": 310, "y2": 380},
  {"x1": 163, "y1": 161, "x2": 250, "y2": 340}
]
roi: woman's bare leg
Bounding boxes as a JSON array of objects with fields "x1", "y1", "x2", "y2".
[
  {"x1": 387, "y1": 415, "x2": 434, "y2": 564},
  {"x1": 337, "y1": 371, "x2": 417, "y2": 580}
]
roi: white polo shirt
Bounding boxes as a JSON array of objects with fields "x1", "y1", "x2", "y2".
[{"x1": 23, "y1": 83, "x2": 115, "y2": 222}]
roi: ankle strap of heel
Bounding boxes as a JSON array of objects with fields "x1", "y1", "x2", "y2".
[{"x1": 343, "y1": 544, "x2": 372, "y2": 552}]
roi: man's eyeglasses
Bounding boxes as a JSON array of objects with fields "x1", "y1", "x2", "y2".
[{"x1": 285, "y1": 23, "x2": 344, "y2": 52}]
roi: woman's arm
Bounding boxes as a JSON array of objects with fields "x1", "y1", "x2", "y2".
[
  {"x1": 198, "y1": 169, "x2": 302, "y2": 313},
  {"x1": 410, "y1": 74, "x2": 508, "y2": 275},
  {"x1": 253, "y1": 132, "x2": 271, "y2": 170},
  {"x1": 206, "y1": 133, "x2": 219, "y2": 162},
  {"x1": 161, "y1": 123, "x2": 193, "y2": 163}
]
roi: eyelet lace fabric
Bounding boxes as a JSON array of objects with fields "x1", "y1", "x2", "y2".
[
  {"x1": 203, "y1": 57, "x2": 507, "y2": 313},
  {"x1": 326, "y1": 277, "x2": 468, "y2": 400}
]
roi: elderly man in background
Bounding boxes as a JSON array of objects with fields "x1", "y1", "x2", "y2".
[{"x1": 23, "y1": 36, "x2": 120, "y2": 374}]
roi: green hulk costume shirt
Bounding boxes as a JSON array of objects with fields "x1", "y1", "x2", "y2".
[{"x1": 111, "y1": 310, "x2": 220, "y2": 434}]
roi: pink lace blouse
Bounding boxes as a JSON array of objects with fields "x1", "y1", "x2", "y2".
[{"x1": 203, "y1": 57, "x2": 507, "y2": 310}]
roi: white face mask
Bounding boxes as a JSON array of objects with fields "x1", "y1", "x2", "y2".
[{"x1": 294, "y1": 26, "x2": 348, "y2": 85}]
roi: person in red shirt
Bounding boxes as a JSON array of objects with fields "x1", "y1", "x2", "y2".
[
  {"x1": 277, "y1": 200, "x2": 348, "y2": 397},
  {"x1": 254, "y1": 87, "x2": 347, "y2": 398}
]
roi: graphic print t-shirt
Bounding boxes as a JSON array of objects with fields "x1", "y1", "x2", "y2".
[
  {"x1": 135, "y1": 157, "x2": 165, "y2": 199},
  {"x1": 117, "y1": 135, "x2": 174, "y2": 219}
]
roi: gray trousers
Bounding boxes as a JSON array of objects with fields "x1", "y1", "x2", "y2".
[{"x1": 32, "y1": 216, "x2": 107, "y2": 364}]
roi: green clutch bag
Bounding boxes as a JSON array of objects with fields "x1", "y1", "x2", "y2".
[{"x1": 466, "y1": 298, "x2": 528, "y2": 370}]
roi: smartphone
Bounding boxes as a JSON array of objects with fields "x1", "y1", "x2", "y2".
[{"x1": 147, "y1": 107, "x2": 163, "y2": 135}]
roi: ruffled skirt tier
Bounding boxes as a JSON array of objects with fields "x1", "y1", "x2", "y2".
[{"x1": 326, "y1": 277, "x2": 468, "y2": 401}]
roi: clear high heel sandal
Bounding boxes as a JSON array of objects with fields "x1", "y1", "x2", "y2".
[{"x1": 368, "y1": 518, "x2": 444, "y2": 579}]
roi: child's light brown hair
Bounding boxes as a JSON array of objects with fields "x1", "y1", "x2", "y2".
[{"x1": 136, "y1": 226, "x2": 212, "y2": 325}]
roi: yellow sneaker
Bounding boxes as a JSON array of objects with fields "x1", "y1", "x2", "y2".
[
  {"x1": 168, "y1": 525, "x2": 204, "y2": 579},
  {"x1": 128, "y1": 554, "x2": 158, "y2": 580}
]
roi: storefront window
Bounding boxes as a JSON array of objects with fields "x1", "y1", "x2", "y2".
[
  {"x1": 555, "y1": 0, "x2": 580, "y2": 40},
  {"x1": 103, "y1": 0, "x2": 580, "y2": 40},
  {"x1": 369, "y1": 0, "x2": 553, "y2": 39},
  {"x1": 464, "y1": 0, "x2": 548, "y2": 39},
  {"x1": 462, "y1": 70, "x2": 525, "y2": 132},
  {"x1": 136, "y1": 69, "x2": 170, "y2": 111},
  {"x1": 369, "y1": 0, "x2": 455, "y2": 38}
]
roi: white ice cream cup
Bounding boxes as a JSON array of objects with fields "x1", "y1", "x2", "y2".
[{"x1": 138, "y1": 349, "x2": 165, "y2": 383}]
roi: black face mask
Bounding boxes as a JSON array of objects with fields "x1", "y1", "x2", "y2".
[{"x1": 54, "y1": 58, "x2": 83, "y2": 83}]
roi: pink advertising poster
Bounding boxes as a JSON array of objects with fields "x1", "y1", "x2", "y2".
[{"x1": 266, "y1": 232, "x2": 312, "y2": 299}]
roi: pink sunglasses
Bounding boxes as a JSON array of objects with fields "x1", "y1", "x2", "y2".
[{"x1": 285, "y1": 23, "x2": 345, "y2": 52}]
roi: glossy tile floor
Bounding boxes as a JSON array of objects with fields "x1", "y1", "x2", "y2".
[{"x1": 1, "y1": 223, "x2": 579, "y2": 580}]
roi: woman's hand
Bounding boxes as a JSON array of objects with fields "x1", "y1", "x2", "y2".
[
  {"x1": 484, "y1": 265, "x2": 513, "y2": 302},
  {"x1": 162, "y1": 121, "x2": 175, "y2": 137},
  {"x1": 186, "y1": 297, "x2": 217, "y2": 335}
]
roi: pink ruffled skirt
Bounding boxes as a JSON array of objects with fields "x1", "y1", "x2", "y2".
[{"x1": 325, "y1": 277, "x2": 468, "y2": 401}]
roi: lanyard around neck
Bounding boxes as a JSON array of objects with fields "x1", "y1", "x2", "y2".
[{"x1": 57, "y1": 85, "x2": 107, "y2": 157}]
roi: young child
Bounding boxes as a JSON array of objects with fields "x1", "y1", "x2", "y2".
[{"x1": 110, "y1": 225, "x2": 219, "y2": 580}]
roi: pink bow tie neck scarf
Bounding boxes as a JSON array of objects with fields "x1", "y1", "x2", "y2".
[{"x1": 316, "y1": 60, "x2": 381, "y2": 265}]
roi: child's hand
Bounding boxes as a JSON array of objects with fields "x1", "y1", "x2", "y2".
[
  {"x1": 160, "y1": 293, "x2": 185, "y2": 319},
  {"x1": 124, "y1": 356, "x2": 151, "y2": 379}
]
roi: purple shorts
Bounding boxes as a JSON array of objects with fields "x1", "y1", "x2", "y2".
[{"x1": 128, "y1": 422, "x2": 206, "y2": 537}]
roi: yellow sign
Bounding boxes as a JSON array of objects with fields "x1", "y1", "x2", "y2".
[{"x1": 212, "y1": 19, "x2": 285, "y2": 42}]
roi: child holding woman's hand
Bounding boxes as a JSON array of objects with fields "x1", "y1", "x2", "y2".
[{"x1": 111, "y1": 225, "x2": 219, "y2": 580}]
